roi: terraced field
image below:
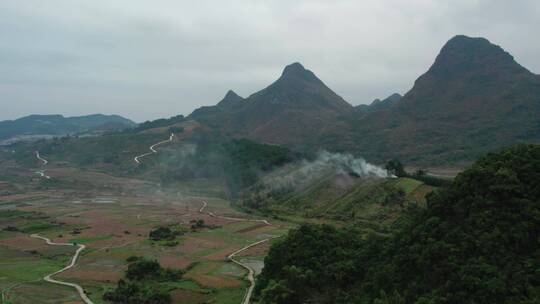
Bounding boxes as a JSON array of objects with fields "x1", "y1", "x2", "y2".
[{"x1": 0, "y1": 163, "x2": 290, "y2": 304}]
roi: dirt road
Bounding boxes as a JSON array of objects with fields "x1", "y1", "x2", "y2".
[
  {"x1": 30, "y1": 234, "x2": 94, "y2": 304},
  {"x1": 34, "y1": 151, "x2": 51, "y2": 179},
  {"x1": 35, "y1": 151, "x2": 48, "y2": 165},
  {"x1": 134, "y1": 133, "x2": 174, "y2": 164},
  {"x1": 199, "y1": 200, "x2": 278, "y2": 304}
]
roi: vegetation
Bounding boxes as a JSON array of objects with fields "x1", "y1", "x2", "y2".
[
  {"x1": 0, "y1": 114, "x2": 135, "y2": 140},
  {"x1": 385, "y1": 159, "x2": 452, "y2": 187},
  {"x1": 129, "y1": 115, "x2": 186, "y2": 133},
  {"x1": 385, "y1": 159, "x2": 406, "y2": 177},
  {"x1": 103, "y1": 257, "x2": 183, "y2": 304},
  {"x1": 157, "y1": 136, "x2": 297, "y2": 196},
  {"x1": 242, "y1": 174, "x2": 431, "y2": 233},
  {"x1": 256, "y1": 144, "x2": 540, "y2": 303},
  {"x1": 149, "y1": 226, "x2": 183, "y2": 241}
]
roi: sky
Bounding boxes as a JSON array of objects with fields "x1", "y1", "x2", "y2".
[{"x1": 1, "y1": 0, "x2": 539, "y2": 122}]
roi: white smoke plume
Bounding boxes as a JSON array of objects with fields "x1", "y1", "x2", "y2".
[
  {"x1": 262, "y1": 151, "x2": 392, "y2": 191},
  {"x1": 306, "y1": 151, "x2": 390, "y2": 178}
]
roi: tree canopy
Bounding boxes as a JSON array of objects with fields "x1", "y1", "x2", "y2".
[{"x1": 256, "y1": 144, "x2": 540, "y2": 303}]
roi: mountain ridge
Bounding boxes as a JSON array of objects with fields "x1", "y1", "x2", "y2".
[
  {"x1": 0, "y1": 113, "x2": 136, "y2": 142},
  {"x1": 187, "y1": 35, "x2": 540, "y2": 164}
]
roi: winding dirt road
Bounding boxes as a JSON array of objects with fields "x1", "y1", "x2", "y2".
[
  {"x1": 199, "y1": 200, "x2": 278, "y2": 304},
  {"x1": 134, "y1": 133, "x2": 175, "y2": 164},
  {"x1": 34, "y1": 150, "x2": 51, "y2": 179},
  {"x1": 199, "y1": 200, "x2": 271, "y2": 226},
  {"x1": 30, "y1": 234, "x2": 94, "y2": 304},
  {"x1": 35, "y1": 150, "x2": 48, "y2": 165}
]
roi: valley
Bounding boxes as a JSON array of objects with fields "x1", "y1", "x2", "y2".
[
  {"x1": 0, "y1": 151, "x2": 291, "y2": 304},
  {"x1": 0, "y1": 123, "x2": 438, "y2": 304},
  {"x1": 0, "y1": 28, "x2": 538, "y2": 304}
]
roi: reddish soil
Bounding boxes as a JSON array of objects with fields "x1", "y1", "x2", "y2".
[
  {"x1": 236, "y1": 241, "x2": 272, "y2": 257},
  {"x1": 58, "y1": 269, "x2": 122, "y2": 282},
  {"x1": 0, "y1": 234, "x2": 49, "y2": 251},
  {"x1": 235, "y1": 223, "x2": 268, "y2": 233},
  {"x1": 158, "y1": 256, "x2": 193, "y2": 269},
  {"x1": 171, "y1": 289, "x2": 208, "y2": 304},
  {"x1": 185, "y1": 273, "x2": 242, "y2": 288},
  {"x1": 203, "y1": 247, "x2": 238, "y2": 261}
]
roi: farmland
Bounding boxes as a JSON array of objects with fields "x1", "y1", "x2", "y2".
[{"x1": 0, "y1": 160, "x2": 290, "y2": 304}]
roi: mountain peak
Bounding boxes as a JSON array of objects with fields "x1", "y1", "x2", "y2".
[
  {"x1": 280, "y1": 62, "x2": 324, "y2": 85},
  {"x1": 223, "y1": 90, "x2": 242, "y2": 100},
  {"x1": 282, "y1": 62, "x2": 306, "y2": 75},
  {"x1": 217, "y1": 90, "x2": 244, "y2": 107},
  {"x1": 427, "y1": 35, "x2": 527, "y2": 78}
]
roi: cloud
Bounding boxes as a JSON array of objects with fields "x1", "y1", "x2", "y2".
[{"x1": 0, "y1": 0, "x2": 538, "y2": 121}]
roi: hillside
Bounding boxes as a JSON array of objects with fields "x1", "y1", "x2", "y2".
[
  {"x1": 242, "y1": 171, "x2": 433, "y2": 233},
  {"x1": 255, "y1": 144, "x2": 540, "y2": 303},
  {"x1": 0, "y1": 114, "x2": 136, "y2": 143},
  {"x1": 355, "y1": 93, "x2": 402, "y2": 113}
]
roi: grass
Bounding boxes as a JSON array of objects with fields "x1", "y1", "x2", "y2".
[
  {"x1": 3, "y1": 281, "x2": 81, "y2": 304},
  {"x1": 167, "y1": 280, "x2": 211, "y2": 293},
  {"x1": 68, "y1": 234, "x2": 113, "y2": 244},
  {"x1": 394, "y1": 177, "x2": 423, "y2": 193},
  {"x1": 211, "y1": 286, "x2": 246, "y2": 304},
  {"x1": 0, "y1": 246, "x2": 69, "y2": 289},
  {"x1": 0, "y1": 210, "x2": 32, "y2": 219},
  {"x1": 19, "y1": 223, "x2": 58, "y2": 233}
]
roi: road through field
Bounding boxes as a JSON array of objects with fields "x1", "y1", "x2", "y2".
[
  {"x1": 35, "y1": 151, "x2": 48, "y2": 165},
  {"x1": 34, "y1": 151, "x2": 51, "y2": 179},
  {"x1": 134, "y1": 133, "x2": 174, "y2": 164},
  {"x1": 199, "y1": 200, "x2": 279, "y2": 304},
  {"x1": 30, "y1": 234, "x2": 94, "y2": 304}
]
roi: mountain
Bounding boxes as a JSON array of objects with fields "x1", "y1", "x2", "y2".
[
  {"x1": 189, "y1": 91, "x2": 246, "y2": 128},
  {"x1": 349, "y1": 35, "x2": 540, "y2": 163},
  {"x1": 188, "y1": 35, "x2": 540, "y2": 165},
  {"x1": 355, "y1": 93, "x2": 402, "y2": 113},
  {"x1": 189, "y1": 62, "x2": 353, "y2": 148},
  {"x1": 0, "y1": 114, "x2": 136, "y2": 143}
]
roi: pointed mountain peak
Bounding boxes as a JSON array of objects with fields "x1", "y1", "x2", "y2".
[
  {"x1": 224, "y1": 90, "x2": 242, "y2": 100},
  {"x1": 217, "y1": 90, "x2": 244, "y2": 107},
  {"x1": 282, "y1": 62, "x2": 307, "y2": 75},
  {"x1": 280, "y1": 62, "x2": 324, "y2": 85},
  {"x1": 428, "y1": 35, "x2": 527, "y2": 78}
]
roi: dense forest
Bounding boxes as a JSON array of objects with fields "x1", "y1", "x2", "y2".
[{"x1": 255, "y1": 144, "x2": 540, "y2": 303}]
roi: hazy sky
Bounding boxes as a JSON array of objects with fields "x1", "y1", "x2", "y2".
[{"x1": 1, "y1": 1, "x2": 539, "y2": 122}]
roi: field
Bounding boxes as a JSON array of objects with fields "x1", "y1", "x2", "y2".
[{"x1": 0, "y1": 153, "x2": 292, "y2": 304}]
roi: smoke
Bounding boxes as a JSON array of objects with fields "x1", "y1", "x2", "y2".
[
  {"x1": 262, "y1": 151, "x2": 392, "y2": 191},
  {"x1": 305, "y1": 151, "x2": 391, "y2": 178}
]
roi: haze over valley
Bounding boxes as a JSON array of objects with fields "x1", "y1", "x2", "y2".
[{"x1": 0, "y1": 2, "x2": 539, "y2": 304}]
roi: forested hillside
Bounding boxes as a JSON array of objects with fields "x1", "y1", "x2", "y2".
[{"x1": 255, "y1": 144, "x2": 540, "y2": 303}]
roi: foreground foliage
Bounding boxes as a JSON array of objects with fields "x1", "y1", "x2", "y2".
[
  {"x1": 103, "y1": 257, "x2": 183, "y2": 304},
  {"x1": 256, "y1": 144, "x2": 540, "y2": 303}
]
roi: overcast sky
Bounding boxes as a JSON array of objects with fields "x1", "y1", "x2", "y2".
[{"x1": 1, "y1": 0, "x2": 539, "y2": 122}]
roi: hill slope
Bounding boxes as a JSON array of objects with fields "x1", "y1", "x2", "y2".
[
  {"x1": 0, "y1": 114, "x2": 136, "y2": 142},
  {"x1": 256, "y1": 144, "x2": 540, "y2": 303}
]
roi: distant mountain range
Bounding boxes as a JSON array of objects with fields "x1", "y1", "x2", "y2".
[
  {"x1": 187, "y1": 35, "x2": 540, "y2": 164},
  {"x1": 8, "y1": 35, "x2": 538, "y2": 165},
  {"x1": 0, "y1": 114, "x2": 136, "y2": 144}
]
